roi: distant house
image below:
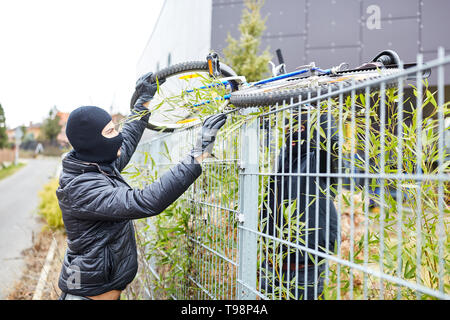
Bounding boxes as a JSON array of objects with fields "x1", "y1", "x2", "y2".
[
  {"x1": 5, "y1": 122, "x2": 42, "y2": 145},
  {"x1": 5, "y1": 128, "x2": 15, "y2": 144},
  {"x1": 27, "y1": 121, "x2": 42, "y2": 141}
]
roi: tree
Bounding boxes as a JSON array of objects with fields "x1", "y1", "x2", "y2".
[
  {"x1": 222, "y1": 0, "x2": 271, "y2": 82},
  {"x1": 20, "y1": 125, "x2": 27, "y2": 142},
  {"x1": 0, "y1": 103, "x2": 8, "y2": 148},
  {"x1": 42, "y1": 106, "x2": 62, "y2": 145}
]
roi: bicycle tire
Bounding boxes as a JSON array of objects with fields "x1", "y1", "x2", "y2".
[
  {"x1": 229, "y1": 68, "x2": 402, "y2": 108},
  {"x1": 132, "y1": 61, "x2": 238, "y2": 132},
  {"x1": 150, "y1": 61, "x2": 238, "y2": 86}
]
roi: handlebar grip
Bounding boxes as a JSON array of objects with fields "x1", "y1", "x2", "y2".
[{"x1": 276, "y1": 49, "x2": 285, "y2": 65}]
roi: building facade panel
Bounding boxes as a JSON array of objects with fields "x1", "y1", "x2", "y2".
[
  {"x1": 306, "y1": 0, "x2": 361, "y2": 48},
  {"x1": 260, "y1": 0, "x2": 306, "y2": 37},
  {"x1": 141, "y1": 0, "x2": 450, "y2": 89},
  {"x1": 361, "y1": 18, "x2": 419, "y2": 64},
  {"x1": 421, "y1": 0, "x2": 450, "y2": 52},
  {"x1": 422, "y1": 51, "x2": 450, "y2": 85},
  {"x1": 137, "y1": 0, "x2": 213, "y2": 77},
  {"x1": 361, "y1": 0, "x2": 419, "y2": 20},
  {"x1": 305, "y1": 46, "x2": 361, "y2": 71},
  {"x1": 261, "y1": 34, "x2": 306, "y2": 71},
  {"x1": 211, "y1": 0, "x2": 245, "y2": 53}
]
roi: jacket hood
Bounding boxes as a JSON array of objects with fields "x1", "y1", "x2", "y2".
[{"x1": 61, "y1": 150, "x2": 116, "y2": 176}]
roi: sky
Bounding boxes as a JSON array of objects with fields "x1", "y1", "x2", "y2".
[{"x1": 0, "y1": 0, "x2": 164, "y2": 129}]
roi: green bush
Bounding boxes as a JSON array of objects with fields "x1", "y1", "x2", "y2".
[{"x1": 38, "y1": 178, "x2": 64, "y2": 230}]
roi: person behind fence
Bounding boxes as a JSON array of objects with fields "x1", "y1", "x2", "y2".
[
  {"x1": 260, "y1": 110, "x2": 340, "y2": 300},
  {"x1": 56, "y1": 72, "x2": 227, "y2": 300}
]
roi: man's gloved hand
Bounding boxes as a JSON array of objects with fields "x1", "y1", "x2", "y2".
[
  {"x1": 189, "y1": 113, "x2": 228, "y2": 159},
  {"x1": 130, "y1": 72, "x2": 166, "y2": 108}
]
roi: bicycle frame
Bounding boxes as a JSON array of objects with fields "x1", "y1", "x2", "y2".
[{"x1": 190, "y1": 63, "x2": 341, "y2": 107}]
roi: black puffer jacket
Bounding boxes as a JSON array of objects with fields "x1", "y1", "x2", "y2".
[{"x1": 56, "y1": 104, "x2": 202, "y2": 296}]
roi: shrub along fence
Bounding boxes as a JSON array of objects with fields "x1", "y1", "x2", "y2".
[{"x1": 124, "y1": 50, "x2": 449, "y2": 300}]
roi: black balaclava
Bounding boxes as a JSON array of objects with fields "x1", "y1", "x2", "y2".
[{"x1": 66, "y1": 106, "x2": 123, "y2": 164}]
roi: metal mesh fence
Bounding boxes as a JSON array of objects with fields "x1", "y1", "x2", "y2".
[{"x1": 125, "y1": 49, "x2": 449, "y2": 300}]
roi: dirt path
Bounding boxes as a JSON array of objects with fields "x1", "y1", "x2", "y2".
[{"x1": 0, "y1": 157, "x2": 59, "y2": 298}]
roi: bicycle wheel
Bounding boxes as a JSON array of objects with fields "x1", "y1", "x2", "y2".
[
  {"x1": 229, "y1": 68, "x2": 402, "y2": 108},
  {"x1": 133, "y1": 61, "x2": 238, "y2": 132}
]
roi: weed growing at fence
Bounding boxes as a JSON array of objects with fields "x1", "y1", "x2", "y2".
[
  {"x1": 123, "y1": 104, "x2": 244, "y2": 299},
  {"x1": 122, "y1": 151, "x2": 189, "y2": 299},
  {"x1": 124, "y1": 73, "x2": 449, "y2": 300},
  {"x1": 322, "y1": 82, "x2": 450, "y2": 299}
]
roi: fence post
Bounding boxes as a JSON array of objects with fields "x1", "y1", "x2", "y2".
[{"x1": 237, "y1": 112, "x2": 259, "y2": 299}]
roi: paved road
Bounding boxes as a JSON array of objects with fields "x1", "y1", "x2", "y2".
[{"x1": 0, "y1": 157, "x2": 60, "y2": 299}]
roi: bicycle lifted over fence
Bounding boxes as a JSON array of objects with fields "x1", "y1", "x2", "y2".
[{"x1": 134, "y1": 49, "x2": 429, "y2": 132}]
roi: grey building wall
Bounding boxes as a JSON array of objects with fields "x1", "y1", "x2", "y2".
[
  {"x1": 211, "y1": 0, "x2": 450, "y2": 83},
  {"x1": 137, "y1": 0, "x2": 213, "y2": 77}
]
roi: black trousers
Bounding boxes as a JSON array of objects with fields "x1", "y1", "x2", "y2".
[
  {"x1": 58, "y1": 292, "x2": 92, "y2": 300},
  {"x1": 58, "y1": 292, "x2": 122, "y2": 300}
]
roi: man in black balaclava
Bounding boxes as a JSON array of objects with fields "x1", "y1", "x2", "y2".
[
  {"x1": 57, "y1": 72, "x2": 227, "y2": 300},
  {"x1": 65, "y1": 105, "x2": 124, "y2": 164}
]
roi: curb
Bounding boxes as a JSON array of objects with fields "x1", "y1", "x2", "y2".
[{"x1": 32, "y1": 238, "x2": 57, "y2": 300}]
